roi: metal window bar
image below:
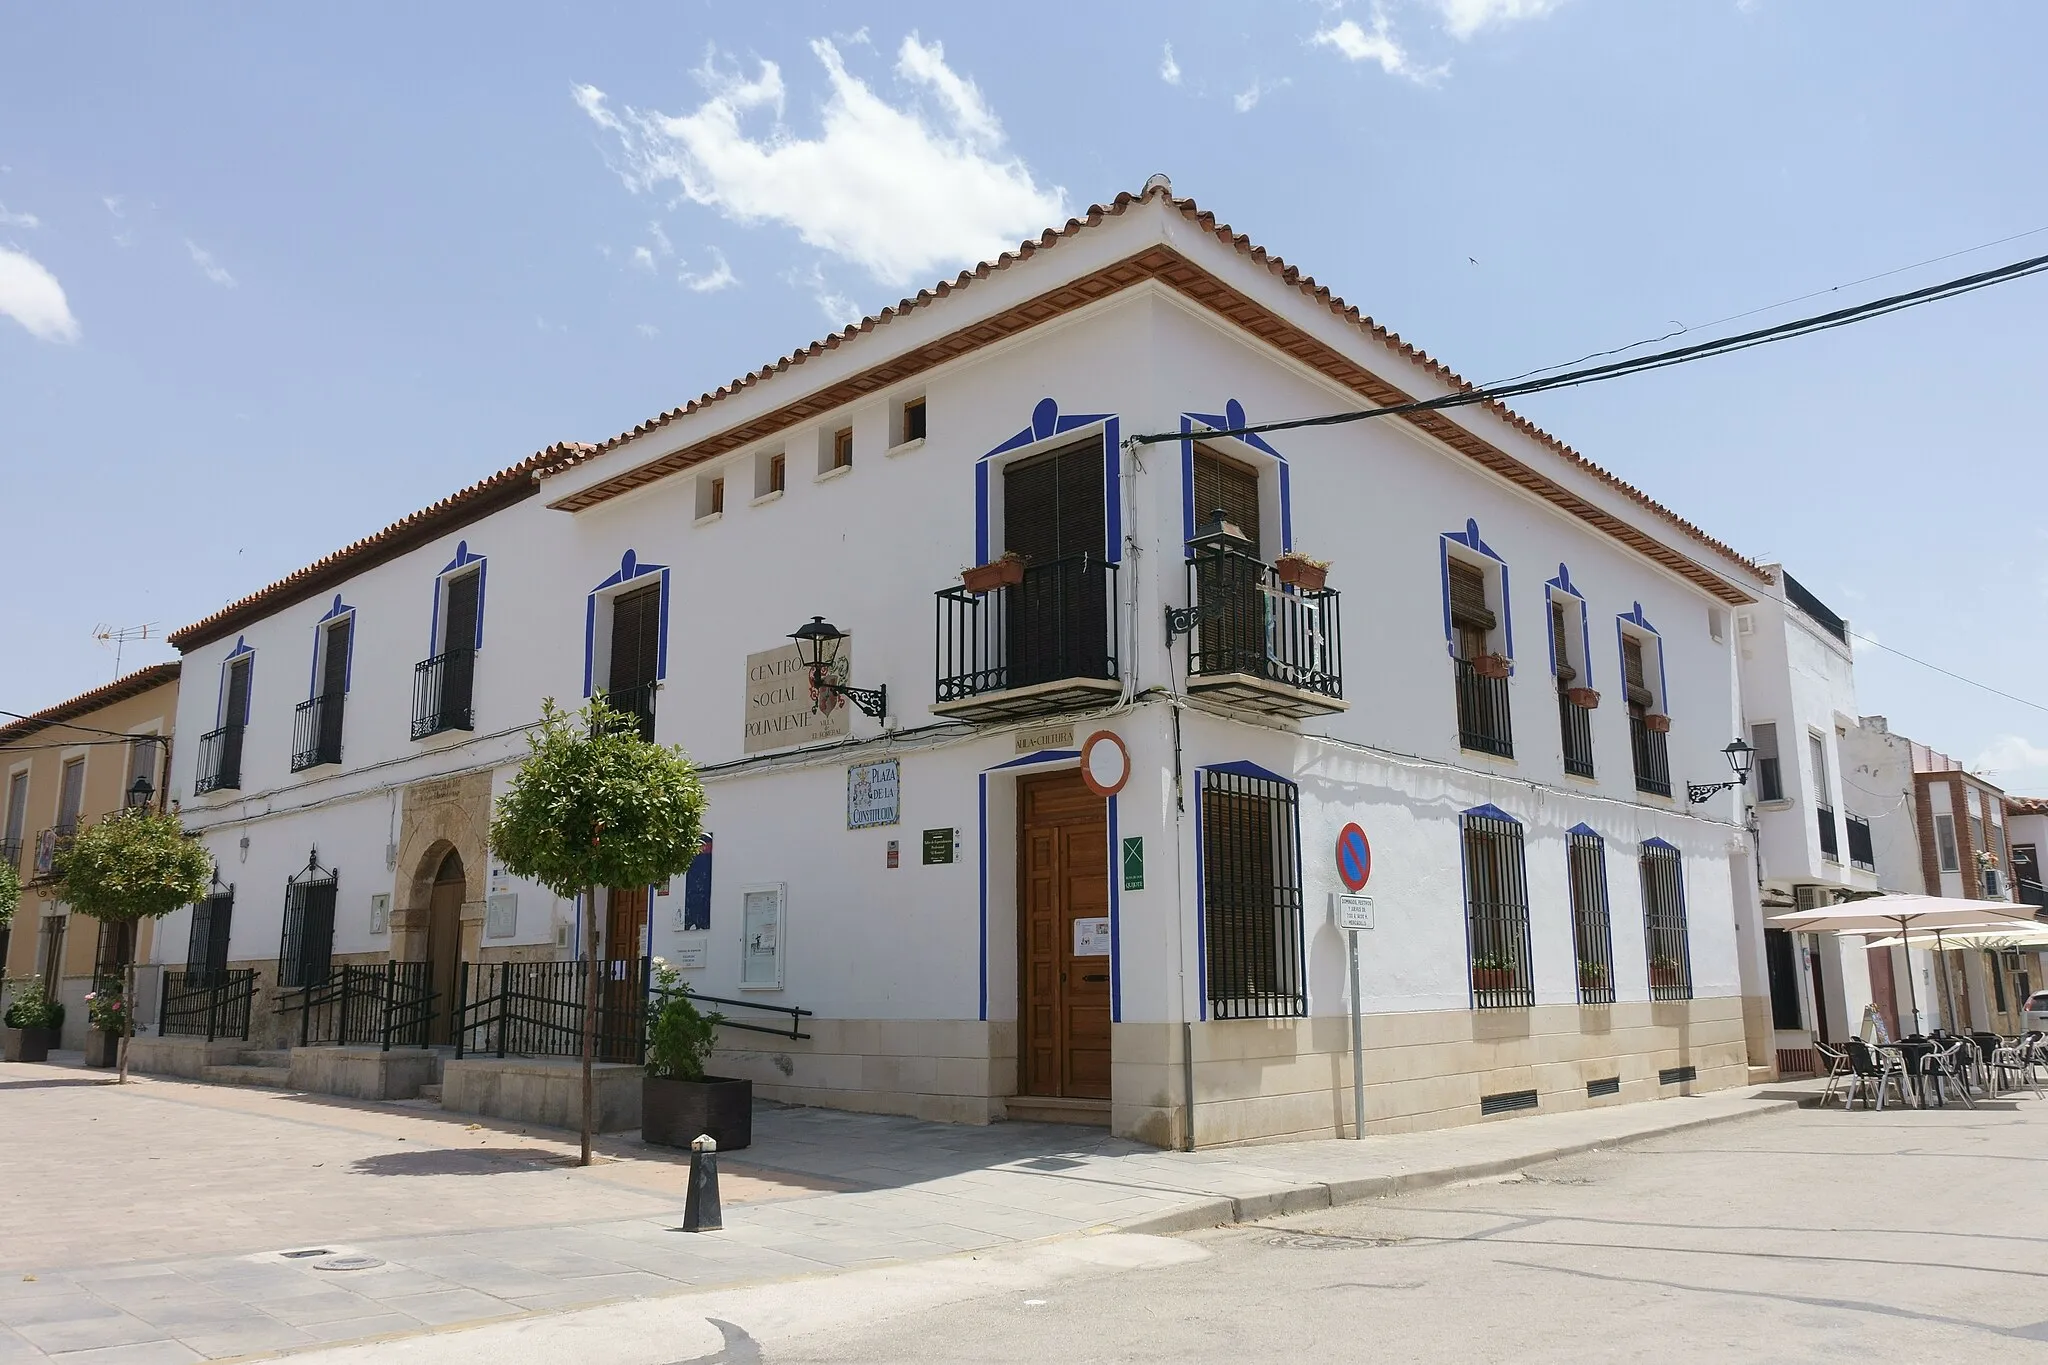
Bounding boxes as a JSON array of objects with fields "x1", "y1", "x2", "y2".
[
  {"x1": 1455, "y1": 658, "x2": 1514, "y2": 757},
  {"x1": 453, "y1": 958, "x2": 649, "y2": 1064},
  {"x1": 1816, "y1": 805, "x2": 1840, "y2": 863},
  {"x1": 1567, "y1": 831, "x2": 1616, "y2": 1004},
  {"x1": 277, "y1": 874, "x2": 338, "y2": 990},
  {"x1": 194, "y1": 723, "x2": 244, "y2": 793},
  {"x1": 1845, "y1": 815, "x2": 1876, "y2": 872},
  {"x1": 1639, "y1": 842, "x2": 1694, "y2": 1000},
  {"x1": 1182, "y1": 543, "x2": 1343, "y2": 700},
  {"x1": 0, "y1": 837, "x2": 21, "y2": 873},
  {"x1": 1558, "y1": 690, "x2": 1596, "y2": 778},
  {"x1": 935, "y1": 555, "x2": 1120, "y2": 702},
  {"x1": 1463, "y1": 813, "x2": 1535, "y2": 1008},
  {"x1": 597, "y1": 681, "x2": 657, "y2": 743},
  {"x1": 1629, "y1": 714, "x2": 1672, "y2": 797},
  {"x1": 158, "y1": 969, "x2": 256, "y2": 1041},
  {"x1": 290, "y1": 694, "x2": 344, "y2": 771},
  {"x1": 187, "y1": 888, "x2": 234, "y2": 982},
  {"x1": 412, "y1": 648, "x2": 477, "y2": 740},
  {"x1": 1200, "y1": 770, "x2": 1307, "y2": 1019}
]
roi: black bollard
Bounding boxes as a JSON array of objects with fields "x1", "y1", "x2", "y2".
[{"x1": 682, "y1": 1133, "x2": 722, "y2": 1231}]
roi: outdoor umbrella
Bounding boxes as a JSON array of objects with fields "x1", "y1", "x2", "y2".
[{"x1": 1767, "y1": 894, "x2": 2046, "y2": 1031}]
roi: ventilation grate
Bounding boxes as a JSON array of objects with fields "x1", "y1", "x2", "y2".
[
  {"x1": 1586, "y1": 1076, "x2": 1621, "y2": 1098},
  {"x1": 1479, "y1": 1088, "x2": 1539, "y2": 1116},
  {"x1": 1659, "y1": 1065, "x2": 1697, "y2": 1085}
]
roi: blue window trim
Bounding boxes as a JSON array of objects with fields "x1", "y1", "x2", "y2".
[
  {"x1": 1642, "y1": 835, "x2": 1679, "y2": 853},
  {"x1": 1179, "y1": 398, "x2": 1292, "y2": 553},
  {"x1": 307, "y1": 594, "x2": 356, "y2": 698},
  {"x1": 1544, "y1": 563, "x2": 1593, "y2": 686},
  {"x1": 218, "y1": 637, "x2": 254, "y2": 728},
  {"x1": 582, "y1": 549, "x2": 670, "y2": 698},
  {"x1": 1462, "y1": 801, "x2": 1521, "y2": 824},
  {"x1": 1192, "y1": 760, "x2": 1302, "y2": 1022},
  {"x1": 1441, "y1": 518, "x2": 1514, "y2": 669},
  {"x1": 1567, "y1": 821, "x2": 1603, "y2": 841},
  {"x1": 429, "y1": 539, "x2": 488, "y2": 653},
  {"x1": 1616, "y1": 601, "x2": 1669, "y2": 710},
  {"x1": 974, "y1": 397, "x2": 1121, "y2": 567}
]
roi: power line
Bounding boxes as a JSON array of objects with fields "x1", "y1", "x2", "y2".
[
  {"x1": 0, "y1": 710, "x2": 148, "y2": 741},
  {"x1": 1129, "y1": 248, "x2": 2048, "y2": 447},
  {"x1": 1849, "y1": 631, "x2": 2048, "y2": 717}
]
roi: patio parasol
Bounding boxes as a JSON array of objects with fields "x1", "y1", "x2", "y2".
[{"x1": 1767, "y1": 894, "x2": 2046, "y2": 1031}]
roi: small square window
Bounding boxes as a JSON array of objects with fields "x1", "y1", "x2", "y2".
[
  {"x1": 755, "y1": 449, "x2": 787, "y2": 499},
  {"x1": 770, "y1": 453, "x2": 785, "y2": 492},
  {"x1": 695, "y1": 472, "x2": 725, "y2": 520},
  {"x1": 902, "y1": 398, "x2": 927, "y2": 444},
  {"x1": 833, "y1": 427, "x2": 853, "y2": 469}
]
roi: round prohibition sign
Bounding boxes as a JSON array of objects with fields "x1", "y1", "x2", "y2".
[
  {"x1": 1080, "y1": 730, "x2": 1131, "y2": 797},
  {"x1": 1336, "y1": 823, "x2": 1372, "y2": 892}
]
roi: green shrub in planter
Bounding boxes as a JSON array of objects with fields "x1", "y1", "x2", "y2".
[
  {"x1": 643, "y1": 959, "x2": 751, "y2": 1151},
  {"x1": 4, "y1": 980, "x2": 64, "y2": 1031}
]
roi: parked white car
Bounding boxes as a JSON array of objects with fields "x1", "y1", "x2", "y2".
[{"x1": 2026, "y1": 991, "x2": 2048, "y2": 1033}]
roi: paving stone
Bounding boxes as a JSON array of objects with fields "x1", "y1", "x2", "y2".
[{"x1": 374, "y1": 1289, "x2": 518, "y2": 1328}]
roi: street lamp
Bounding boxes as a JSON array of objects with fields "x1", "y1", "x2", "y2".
[
  {"x1": 788, "y1": 617, "x2": 888, "y2": 720},
  {"x1": 1686, "y1": 738, "x2": 1755, "y2": 805},
  {"x1": 125, "y1": 774, "x2": 155, "y2": 810}
]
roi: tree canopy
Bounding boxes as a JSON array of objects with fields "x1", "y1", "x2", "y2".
[
  {"x1": 488, "y1": 697, "x2": 707, "y2": 899},
  {"x1": 52, "y1": 808, "x2": 213, "y2": 925},
  {"x1": 0, "y1": 857, "x2": 19, "y2": 929}
]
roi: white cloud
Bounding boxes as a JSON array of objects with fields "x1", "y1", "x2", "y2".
[
  {"x1": 0, "y1": 245, "x2": 81, "y2": 342},
  {"x1": 186, "y1": 239, "x2": 236, "y2": 288},
  {"x1": 786, "y1": 261, "x2": 862, "y2": 326},
  {"x1": 1234, "y1": 77, "x2": 1289, "y2": 112},
  {"x1": 681, "y1": 246, "x2": 738, "y2": 293},
  {"x1": 1434, "y1": 0, "x2": 1562, "y2": 40},
  {"x1": 631, "y1": 245, "x2": 656, "y2": 271},
  {"x1": 635, "y1": 323, "x2": 660, "y2": 338},
  {"x1": 1159, "y1": 43, "x2": 1182, "y2": 86},
  {"x1": 0, "y1": 202, "x2": 38, "y2": 229},
  {"x1": 1313, "y1": 11, "x2": 1445, "y2": 83},
  {"x1": 574, "y1": 32, "x2": 1064, "y2": 289},
  {"x1": 1974, "y1": 734, "x2": 2048, "y2": 786}
]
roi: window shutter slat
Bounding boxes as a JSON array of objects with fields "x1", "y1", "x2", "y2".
[{"x1": 1448, "y1": 559, "x2": 1495, "y2": 631}]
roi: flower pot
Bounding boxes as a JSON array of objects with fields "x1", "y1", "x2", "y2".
[
  {"x1": 1648, "y1": 965, "x2": 1683, "y2": 989},
  {"x1": 1567, "y1": 687, "x2": 1600, "y2": 710},
  {"x1": 642, "y1": 1075, "x2": 753, "y2": 1151},
  {"x1": 1472, "y1": 654, "x2": 1511, "y2": 681},
  {"x1": 1274, "y1": 557, "x2": 1328, "y2": 592},
  {"x1": 3, "y1": 1027, "x2": 57, "y2": 1063},
  {"x1": 960, "y1": 558, "x2": 1025, "y2": 595},
  {"x1": 1471, "y1": 967, "x2": 1516, "y2": 994},
  {"x1": 1578, "y1": 969, "x2": 1608, "y2": 992},
  {"x1": 85, "y1": 1029, "x2": 120, "y2": 1069},
  {"x1": 1645, "y1": 713, "x2": 1672, "y2": 734}
]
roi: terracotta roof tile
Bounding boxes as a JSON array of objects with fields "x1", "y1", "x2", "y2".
[
  {"x1": 2008, "y1": 796, "x2": 2048, "y2": 816},
  {"x1": 0, "y1": 662, "x2": 182, "y2": 749}
]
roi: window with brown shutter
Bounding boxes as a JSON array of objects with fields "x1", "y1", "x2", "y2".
[
  {"x1": 1191, "y1": 444, "x2": 1261, "y2": 551},
  {"x1": 1623, "y1": 635, "x2": 1652, "y2": 709},
  {"x1": 1550, "y1": 599, "x2": 1575, "y2": 683},
  {"x1": 1448, "y1": 558, "x2": 1494, "y2": 660}
]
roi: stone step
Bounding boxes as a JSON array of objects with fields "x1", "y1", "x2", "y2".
[
  {"x1": 416, "y1": 1083, "x2": 443, "y2": 1103},
  {"x1": 236, "y1": 1049, "x2": 292, "y2": 1069},
  {"x1": 201, "y1": 1064, "x2": 293, "y2": 1089},
  {"x1": 1003, "y1": 1095, "x2": 1111, "y2": 1127}
]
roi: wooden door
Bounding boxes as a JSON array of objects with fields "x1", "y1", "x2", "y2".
[
  {"x1": 608, "y1": 585, "x2": 661, "y2": 738},
  {"x1": 1004, "y1": 439, "x2": 1106, "y2": 688},
  {"x1": 602, "y1": 886, "x2": 648, "y2": 1063},
  {"x1": 1868, "y1": 945, "x2": 1899, "y2": 1038},
  {"x1": 426, "y1": 851, "x2": 464, "y2": 1044},
  {"x1": 1018, "y1": 770, "x2": 1111, "y2": 1099}
]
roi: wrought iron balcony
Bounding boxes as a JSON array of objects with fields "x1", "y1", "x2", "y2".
[
  {"x1": 1558, "y1": 691, "x2": 1595, "y2": 778},
  {"x1": 1845, "y1": 813, "x2": 1875, "y2": 872},
  {"x1": 0, "y1": 837, "x2": 20, "y2": 874},
  {"x1": 1629, "y1": 713, "x2": 1672, "y2": 798},
  {"x1": 1455, "y1": 658, "x2": 1514, "y2": 758},
  {"x1": 291, "y1": 693, "x2": 344, "y2": 772},
  {"x1": 1817, "y1": 804, "x2": 1840, "y2": 863},
  {"x1": 933, "y1": 553, "x2": 1121, "y2": 723},
  {"x1": 194, "y1": 723, "x2": 244, "y2": 794},
  {"x1": 599, "y1": 679, "x2": 657, "y2": 742},
  {"x1": 1178, "y1": 543, "x2": 1344, "y2": 720},
  {"x1": 412, "y1": 648, "x2": 477, "y2": 741},
  {"x1": 28, "y1": 827, "x2": 72, "y2": 883}
]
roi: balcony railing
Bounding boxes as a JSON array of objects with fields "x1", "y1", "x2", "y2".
[
  {"x1": 290, "y1": 693, "x2": 344, "y2": 772},
  {"x1": 0, "y1": 837, "x2": 21, "y2": 874},
  {"x1": 1455, "y1": 658, "x2": 1513, "y2": 758},
  {"x1": 599, "y1": 679, "x2": 657, "y2": 742},
  {"x1": 1558, "y1": 691, "x2": 1595, "y2": 778},
  {"x1": 412, "y1": 648, "x2": 477, "y2": 740},
  {"x1": 194, "y1": 723, "x2": 244, "y2": 794},
  {"x1": 1629, "y1": 713, "x2": 1671, "y2": 797},
  {"x1": 29, "y1": 828, "x2": 72, "y2": 882},
  {"x1": 1817, "y1": 805, "x2": 1840, "y2": 863},
  {"x1": 1181, "y1": 543, "x2": 1343, "y2": 719},
  {"x1": 158, "y1": 968, "x2": 257, "y2": 1041},
  {"x1": 1845, "y1": 813, "x2": 1875, "y2": 872},
  {"x1": 934, "y1": 554, "x2": 1121, "y2": 722}
]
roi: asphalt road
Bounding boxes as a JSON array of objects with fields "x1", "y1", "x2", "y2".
[{"x1": 755, "y1": 1097, "x2": 2048, "y2": 1364}]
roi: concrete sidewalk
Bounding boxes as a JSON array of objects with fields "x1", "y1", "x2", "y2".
[{"x1": 0, "y1": 1064, "x2": 1807, "y2": 1363}]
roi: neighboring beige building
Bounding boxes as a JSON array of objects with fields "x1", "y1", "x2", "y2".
[{"x1": 1, "y1": 664, "x2": 180, "y2": 1048}]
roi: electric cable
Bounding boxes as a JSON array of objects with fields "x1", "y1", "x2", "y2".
[{"x1": 1848, "y1": 631, "x2": 2048, "y2": 718}]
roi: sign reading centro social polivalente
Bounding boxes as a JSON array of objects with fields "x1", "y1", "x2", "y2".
[{"x1": 743, "y1": 642, "x2": 850, "y2": 754}]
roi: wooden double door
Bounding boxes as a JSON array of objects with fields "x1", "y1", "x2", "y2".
[{"x1": 1018, "y1": 770, "x2": 1111, "y2": 1099}]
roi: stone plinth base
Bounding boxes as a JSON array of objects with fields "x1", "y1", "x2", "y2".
[
  {"x1": 288, "y1": 1046, "x2": 442, "y2": 1101},
  {"x1": 124, "y1": 1036, "x2": 246, "y2": 1079},
  {"x1": 441, "y1": 1056, "x2": 644, "y2": 1133}
]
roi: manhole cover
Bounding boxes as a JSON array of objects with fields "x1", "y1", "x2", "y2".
[
  {"x1": 278, "y1": 1249, "x2": 332, "y2": 1259},
  {"x1": 313, "y1": 1255, "x2": 385, "y2": 1272},
  {"x1": 1257, "y1": 1231, "x2": 1407, "y2": 1251}
]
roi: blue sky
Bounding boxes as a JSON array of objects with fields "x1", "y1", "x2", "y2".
[{"x1": 5, "y1": 1, "x2": 2047, "y2": 790}]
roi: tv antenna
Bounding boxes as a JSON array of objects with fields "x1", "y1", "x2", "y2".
[{"x1": 93, "y1": 623, "x2": 156, "y2": 678}]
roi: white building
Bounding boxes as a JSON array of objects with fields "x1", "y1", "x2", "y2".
[{"x1": 156, "y1": 183, "x2": 1778, "y2": 1146}]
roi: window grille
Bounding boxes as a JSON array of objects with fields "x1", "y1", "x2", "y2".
[
  {"x1": 1639, "y1": 841, "x2": 1693, "y2": 1001},
  {"x1": 1463, "y1": 811, "x2": 1533, "y2": 1008},
  {"x1": 1200, "y1": 769, "x2": 1306, "y2": 1019},
  {"x1": 1844, "y1": 815, "x2": 1875, "y2": 872},
  {"x1": 1567, "y1": 830, "x2": 1615, "y2": 1004},
  {"x1": 278, "y1": 862, "x2": 338, "y2": 990},
  {"x1": 188, "y1": 887, "x2": 234, "y2": 983}
]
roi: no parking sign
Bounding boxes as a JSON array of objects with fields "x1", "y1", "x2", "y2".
[{"x1": 1336, "y1": 823, "x2": 1372, "y2": 892}]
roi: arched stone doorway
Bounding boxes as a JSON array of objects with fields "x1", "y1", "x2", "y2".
[
  {"x1": 426, "y1": 850, "x2": 465, "y2": 1045},
  {"x1": 391, "y1": 771, "x2": 491, "y2": 1042}
]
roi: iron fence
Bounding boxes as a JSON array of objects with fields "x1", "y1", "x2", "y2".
[
  {"x1": 279, "y1": 962, "x2": 437, "y2": 1049},
  {"x1": 936, "y1": 555, "x2": 1120, "y2": 704},
  {"x1": 412, "y1": 648, "x2": 476, "y2": 740},
  {"x1": 290, "y1": 694, "x2": 344, "y2": 771},
  {"x1": 194, "y1": 723, "x2": 244, "y2": 794},
  {"x1": 1558, "y1": 691, "x2": 1595, "y2": 779},
  {"x1": 1199, "y1": 769, "x2": 1306, "y2": 1020},
  {"x1": 1463, "y1": 811, "x2": 1534, "y2": 1008},
  {"x1": 278, "y1": 874, "x2": 337, "y2": 990},
  {"x1": 1639, "y1": 840, "x2": 1694, "y2": 1000},
  {"x1": 1455, "y1": 658, "x2": 1513, "y2": 757},
  {"x1": 1845, "y1": 814, "x2": 1875, "y2": 872},
  {"x1": 1567, "y1": 829, "x2": 1615, "y2": 1004},
  {"x1": 159, "y1": 968, "x2": 256, "y2": 1040},
  {"x1": 1182, "y1": 544, "x2": 1342, "y2": 700},
  {"x1": 1817, "y1": 805, "x2": 1841, "y2": 863},
  {"x1": 1629, "y1": 714, "x2": 1671, "y2": 797},
  {"x1": 455, "y1": 958, "x2": 648, "y2": 1064}
]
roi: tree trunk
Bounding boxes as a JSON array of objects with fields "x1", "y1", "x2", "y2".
[
  {"x1": 118, "y1": 954, "x2": 135, "y2": 1084},
  {"x1": 581, "y1": 885, "x2": 598, "y2": 1167}
]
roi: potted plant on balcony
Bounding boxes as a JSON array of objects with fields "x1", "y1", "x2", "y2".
[
  {"x1": 1472, "y1": 652, "x2": 1511, "y2": 681},
  {"x1": 641, "y1": 958, "x2": 751, "y2": 1151},
  {"x1": 1274, "y1": 551, "x2": 1330, "y2": 592},
  {"x1": 1471, "y1": 954, "x2": 1518, "y2": 995},
  {"x1": 1644, "y1": 712, "x2": 1672, "y2": 734},
  {"x1": 1577, "y1": 959, "x2": 1609, "y2": 993},
  {"x1": 960, "y1": 551, "x2": 1025, "y2": 595},
  {"x1": 83, "y1": 985, "x2": 125, "y2": 1068},
  {"x1": 3, "y1": 981, "x2": 65, "y2": 1063},
  {"x1": 1566, "y1": 687, "x2": 1600, "y2": 710},
  {"x1": 1648, "y1": 956, "x2": 1684, "y2": 990}
]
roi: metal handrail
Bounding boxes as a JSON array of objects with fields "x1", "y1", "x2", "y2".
[{"x1": 679, "y1": 991, "x2": 815, "y2": 1040}]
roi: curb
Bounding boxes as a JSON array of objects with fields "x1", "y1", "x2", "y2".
[{"x1": 1112, "y1": 1096, "x2": 1800, "y2": 1237}]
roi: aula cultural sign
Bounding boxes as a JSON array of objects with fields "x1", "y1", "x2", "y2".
[{"x1": 744, "y1": 641, "x2": 851, "y2": 753}]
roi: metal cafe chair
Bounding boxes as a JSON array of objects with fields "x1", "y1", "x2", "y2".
[
  {"x1": 1812, "y1": 1041, "x2": 1853, "y2": 1108},
  {"x1": 1988, "y1": 1034, "x2": 2044, "y2": 1099},
  {"x1": 1918, "y1": 1038, "x2": 1976, "y2": 1109},
  {"x1": 1843, "y1": 1038, "x2": 1909, "y2": 1112}
]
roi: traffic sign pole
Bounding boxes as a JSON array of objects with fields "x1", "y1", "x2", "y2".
[{"x1": 1349, "y1": 928, "x2": 1364, "y2": 1140}]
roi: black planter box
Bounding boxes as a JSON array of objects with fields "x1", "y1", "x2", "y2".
[
  {"x1": 85, "y1": 1030, "x2": 121, "y2": 1068},
  {"x1": 3, "y1": 1027, "x2": 58, "y2": 1063},
  {"x1": 642, "y1": 1075, "x2": 753, "y2": 1151}
]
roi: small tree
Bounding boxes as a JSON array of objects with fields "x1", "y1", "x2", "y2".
[
  {"x1": 52, "y1": 808, "x2": 212, "y2": 1082},
  {"x1": 489, "y1": 697, "x2": 706, "y2": 1165},
  {"x1": 0, "y1": 857, "x2": 18, "y2": 931}
]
